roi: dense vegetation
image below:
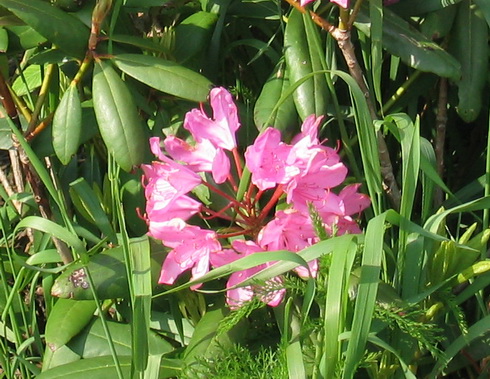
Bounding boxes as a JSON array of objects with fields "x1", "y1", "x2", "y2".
[{"x1": 0, "y1": 0, "x2": 489, "y2": 377}]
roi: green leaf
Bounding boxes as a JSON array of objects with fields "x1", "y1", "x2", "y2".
[
  {"x1": 130, "y1": 236, "x2": 153, "y2": 372},
  {"x1": 254, "y1": 59, "x2": 297, "y2": 136},
  {"x1": 69, "y1": 178, "x2": 117, "y2": 244},
  {"x1": 183, "y1": 306, "x2": 244, "y2": 365},
  {"x1": 44, "y1": 299, "x2": 96, "y2": 352},
  {"x1": 92, "y1": 60, "x2": 147, "y2": 172},
  {"x1": 0, "y1": 0, "x2": 89, "y2": 59},
  {"x1": 343, "y1": 213, "x2": 386, "y2": 377},
  {"x1": 390, "y1": 0, "x2": 463, "y2": 15},
  {"x1": 430, "y1": 314, "x2": 490, "y2": 376},
  {"x1": 68, "y1": 318, "x2": 173, "y2": 359},
  {"x1": 0, "y1": 27, "x2": 8, "y2": 52},
  {"x1": 174, "y1": 11, "x2": 218, "y2": 63},
  {"x1": 449, "y1": 2, "x2": 489, "y2": 122},
  {"x1": 356, "y1": 5, "x2": 461, "y2": 80},
  {"x1": 284, "y1": 9, "x2": 329, "y2": 119},
  {"x1": 51, "y1": 247, "x2": 130, "y2": 300},
  {"x1": 53, "y1": 83, "x2": 82, "y2": 165},
  {"x1": 5, "y1": 25, "x2": 46, "y2": 51},
  {"x1": 38, "y1": 356, "x2": 132, "y2": 379},
  {"x1": 11, "y1": 64, "x2": 42, "y2": 96},
  {"x1": 14, "y1": 216, "x2": 85, "y2": 255},
  {"x1": 113, "y1": 54, "x2": 212, "y2": 102},
  {"x1": 475, "y1": 0, "x2": 490, "y2": 27}
]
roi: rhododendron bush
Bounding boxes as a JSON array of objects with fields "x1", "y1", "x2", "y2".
[
  {"x1": 143, "y1": 87, "x2": 370, "y2": 308},
  {"x1": 3, "y1": 0, "x2": 490, "y2": 377}
]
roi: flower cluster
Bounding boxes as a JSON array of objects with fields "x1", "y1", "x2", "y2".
[{"x1": 142, "y1": 87, "x2": 370, "y2": 308}]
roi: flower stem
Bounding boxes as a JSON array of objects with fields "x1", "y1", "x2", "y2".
[
  {"x1": 257, "y1": 185, "x2": 284, "y2": 222},
  {"x1": 232, "y1": 147, "x2": 243, "y2": 178}
]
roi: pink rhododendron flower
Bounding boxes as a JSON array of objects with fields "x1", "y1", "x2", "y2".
[
  {"x1": 245, "y1": 128, "x2": 298, "y2": 190},
  {"x1": 258, "y1": 209, "x2": 318, "y2": 278},
  {"x1": 164, "y1": 136, "x2": 230, "y2": 184},
  {"x1": 184, "y1": 87, "x2": 240, "y2": 151},
  {"x1": 338, "y1": 183, "x2": 371, "y2": 216},
  {"x1": 148, "y1": 138, "x2": 202, "y2": 192},
  {"x1": 211, "y1": 240, "x2": 285, "y2": 308},
  {"x1": 143, "y1": 86, "x2": 370, "y2": 310},
  {"x1": 291, "y1": 114, "x2": 324, "y2": 145},
  {"x1": 158, "y1": 220, "x2": 222, "y2": 289},
  {"x1": 141, "y1": 162, "x2": 202, "y2": 224}
]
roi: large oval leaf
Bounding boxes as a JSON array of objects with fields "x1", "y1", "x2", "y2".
[
  {"x1": 449, "y1": 2, "x2": 489, "y2": 122},
  {"x1": 53, "y1": 84, "x2": 82, "y2": 165},
  {"x1": 284, "y1": 10, "x2": 329, "y2": 120},
  {"x1": 44, "y1": 299, "x2": 96, "y2": 352},
  {"x1": 356, "y1": 5, "x2": 461, "y2": 80},
  {"x1": 68, "y1": 318, "x2": 173, "y2": 358},
  {"x1": 254, "y1": 59, "x2": 297, "y2": 137},
  {"x1": 51, "y1": 247, "x2": 130, "y2": 300},
  {"x1": 389, "y1": 0, "x2": 463, "y2": 16},
  {"x1": 0, "y1": 0, "x2": 89, "y2": 59},
  {"x1": 174, "y1": 11, "x2": 218, "y2": 63},
  {"x1": 38, "y1": 356, "x2": 132, "y2": 379},
  {"x1": 92, "y1": 60, "x2": 147, "y2": 172},
  {"x1": 112, "y1": 54, "x2": 212, "y2": 102}
]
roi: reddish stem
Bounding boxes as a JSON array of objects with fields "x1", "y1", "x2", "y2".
[
  {"x1": 257, "y1": 185, "x2": 284, "y2": 222},
  {"x1": 202, "y1": 180, "x2": 252, "y2": 223},
  {"x1": 218, "y1": 228, "x2": 256, "y2": 239},
  {"x1": 200, "y1": 204, "x2": 234, "y2": 222},
  {"x1": 232, "y1": 148, "x2": 243, "y2": 178}
]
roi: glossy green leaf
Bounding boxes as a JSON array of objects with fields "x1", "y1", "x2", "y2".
[
  {"x1": 254, "y1": 59, "x2": 297, "y2": 136},
  {"x1": 475, "y1": 0, "x2": 490, "y2": 27},
  {"x1": 174, "y1": 11, "x2": 218, "y2": 63},
  {"x1": 113, "y1": 54, "x2": 212, "y2": 102},
  {"x1": 184, "y1": 306, "x2": 244, "y2": 365},
  {"x1": 0, "y1": 27, "x2": 8, "y2": 51},
  {"x1": 0, "y1": 0, "x2": 89, "y2": 59},
  {"x1": 14, "y1": 216, "x2": 85, "y2": 255},
  {"x1": 284, "y1": 9, "x2": 329, "y2": 119},
  {"x1": 449, "y1": 2, "x2": 489, "y2": 122},
  {"x1": 356, "y1": 5, "x2": 461, "y2": 80},
  {"x1": 389, "y1": 0, "x2": 463, "y2": 15},
  {"x1": 51, "y1": 247, "x2": 130, "y2": 300},
  {"x1": 43, "y1": 344, "x2": 81, "y2": 371},
  {"x1": 38, "y1": 356, "x2": 132, "y2": 379},
  {"x1": 130, "y1": 236, "x2": 152, "y2": 372},
  {"x1": 53, "y1": 84, "x2": 82, "y2": 165},
  {"x1": 68, "y1": 318, "x2": 173, "y2": 358},
  {"x1": 420, "y1": 5, "x2": 457, "y2": 40},
  {"x1": 11, "y1": 64, "x2": 42, "y2": 96},
  {"x1": 44, "y1": 298, "x2": 96, "y2": 352},
  {"x1": 92, "y1": 60, "x2": 147, "y2": 172},
  {"x1": 51, "y1": 243, "x2": 165, "y2": 300},
  {"x1": 343, "y1": 213, "x2": 385, "y2": 377}
]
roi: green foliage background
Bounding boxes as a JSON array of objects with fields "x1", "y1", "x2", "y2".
[{"x1": 0, "y1": 0, "x2": 489, "y2": 377}]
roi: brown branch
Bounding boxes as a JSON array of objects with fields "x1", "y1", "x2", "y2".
[{"x1": 283, "y1": 0, "x2": 401, "y2": 209}]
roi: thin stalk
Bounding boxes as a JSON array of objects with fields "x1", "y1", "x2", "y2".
[
  {"x1": 381, "y1": 70, "x2": 422, "y2": 116},
  {"x1": 232, "y1": 147, "x2": 243, "y2": 178},
  {"x1": 26, "y1": 64, "x2": 56, "y2": 136},
  {"x1": 257, "y1": 185, "x2": 284, "y2": 222}
]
